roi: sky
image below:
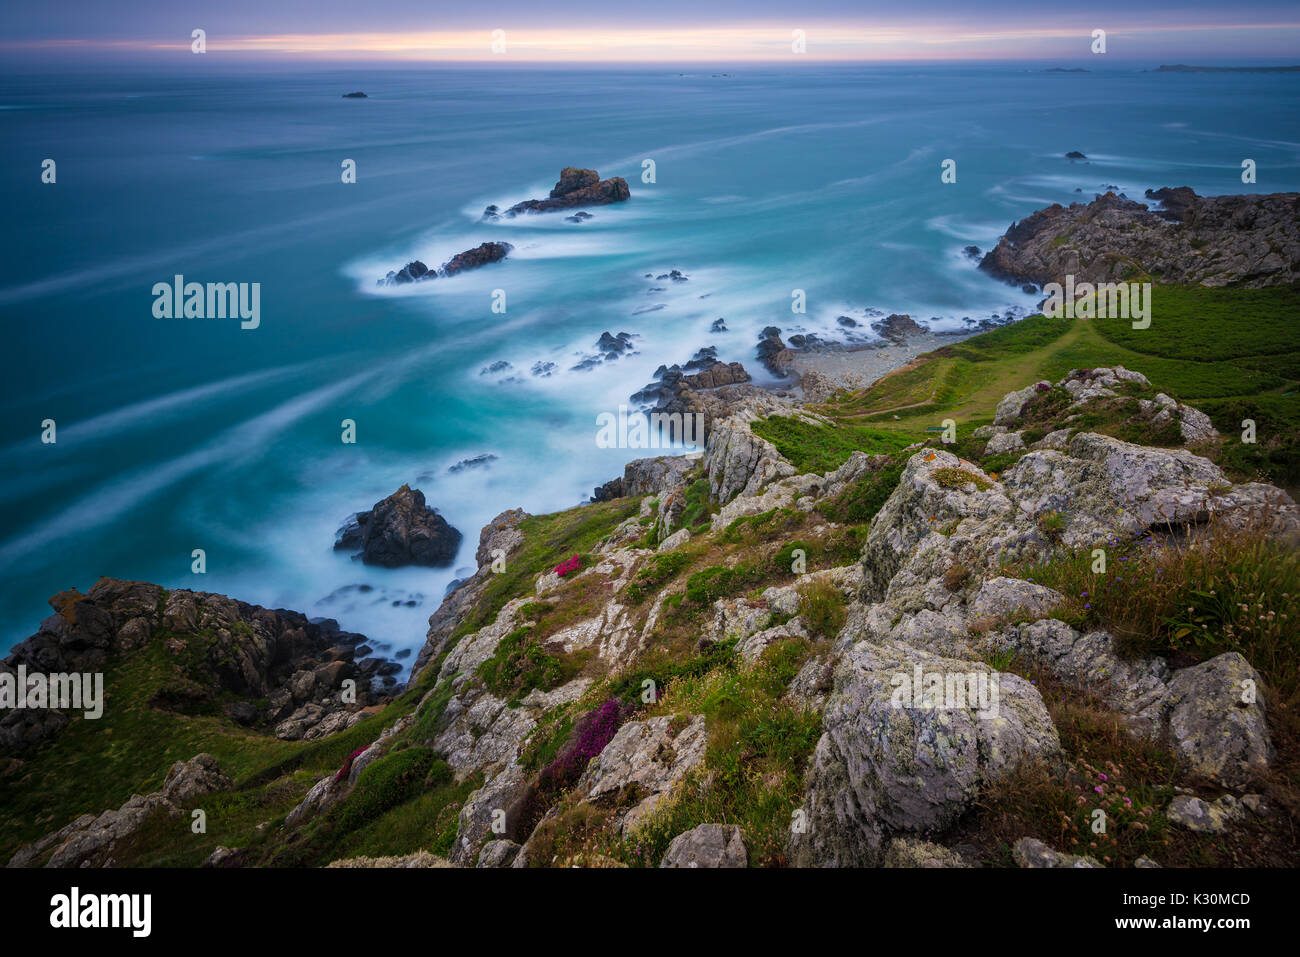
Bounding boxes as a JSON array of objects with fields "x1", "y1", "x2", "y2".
[{"x1": 2, "y1": 0, "x2": 1299, "y2": 63}]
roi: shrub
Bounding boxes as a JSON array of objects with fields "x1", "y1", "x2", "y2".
[
  {"x1": 932, "y1": 467, "x2": 991, "y2": 491},
  {"x1": 1018, "y1": 522, "x2": 1300, "y2": 699},
  {"x1": 797, "y1": 578, "x2": 847, "y2": 638},
  {"x1": 477, "y1": 626, "x2": 581, "y2": 702},
  {"x1": 515, "y1": 698, "x2": 632, "y2": 838},
  {"x1": 333, "y1": 747, "x2": 438, "y2": 832},
  {"x1": 625, "y1": 550, "x2": 692, "y2": 604},
  {"x1": 685, "y1": 563, "x2": 760, "y2": 604},
  {"x1": 554, "y1": 554, "x2": 582, "y2": 577}
]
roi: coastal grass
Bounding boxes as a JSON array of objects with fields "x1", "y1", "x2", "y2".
[
  {"x1": 792, "y1": 283, "x2": 1300, "y2": 488},
  {"x1": 627, "y1": 637, "x2": 823, "y2": 866},
  {"x1": 448, "y1": 497, "x2": 640, "y2": 642},
  {"x1": 0, "y1": 635, "x2": 302, "y2": 862},
  {"x1": 749, "y1": 415, "x2": 914, "y2": 474},
  {"x1": 1015, "y1": 521, "x2": 1300, "y2": 701}
]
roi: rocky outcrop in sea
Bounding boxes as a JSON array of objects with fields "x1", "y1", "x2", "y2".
[
  {"x1": 380, "y1": 242, "x2": 513, "y2": 286},
  {"x1": 335, "y1": 484, "x2": 463, "y2": 568},
  {"x1": 484, "y1": 167, "x2": 631, "y2": 219},
  {"x1": 979, "y1": 188, "x2": 1300, "y2": 288}
]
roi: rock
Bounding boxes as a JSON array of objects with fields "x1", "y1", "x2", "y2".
[
  {"x1": 883, "y1": 836, "x2": 973, "y2": 868},
  {"x1": 988, "y1": 620, "x2": 1170, "y2": 735},
  {"x1": 994, "y1": 381, "x2": 1051, "y2": 426},
  {"x1": 1134, "y1": 855, "x2": 1161, "y2": 868},
  {"x1": 962, "y1": 245, "x2": 982, "y2": 260},
  {"x1": 9, "y1": 754, "x2": 232, "y2": 868},
  {"x1": 1242, "y1": 793, "x2": 1270, "y2": 816},
  {"x1": 969, "y1": 577, "x2": 1064, "y2": 623},
  {"x1": 623, "y1": 455, "x2": 696, "y2": 498},
  {"x1": 1012, "y1": 837, "x2": 1101, "y2": 868},
  {"x1": 703, "y1": 409, "x2": 797, "y2": 503},
  {"x1": 477, "y1": 839, "x2": 523, "y2": 867},
  {"x1": 442, "y1": 242, "x2": 513, "y2": 276},
  {"x1": 448, "y1": 453, "x2": 499, "y2": 474},
  {"x1": 412, "y1": 508, "x2": 529, "y2": 679},
  {"x1": 859, "y1": 448, "x2": 1010, "y2": 602},
  {"x1": 1162, "y1": 652, "x2": 1273, "y2": 787},
  {"x1": 380, "y1": 243, "x2": 512, "y2": 285},
  {"x1": 1166, "y1": 794, "x2": 1246, "y2": 834},
  {"x1": 592, "y1": 477, "x2": 625, "y2": 502},
  {"x1": 335, "y1": 484, "x2": 462, "y2": 568},
  {"x1": 659, "y1": 824, "x2": 748, "y2": 868},
  {"x1": 984, "y1": 431, "x2": 1026, "y2": 455},
  {"x1": 342, "y1": 91, "x2": 368, "y2": 98},
  {"x1": 203, "y1": 846, "x2": 237, "y2": 867},
  {"x1": 1002, "y1": 432, "x2": 1238, "y2": 544},
  {"x1": 658, "y1": 528, "x2": 691, "y2": 552},
  {"x1": 2, "y1": 580, "x2": 385, "y2": 750},
  {"x1": 756, "y1": 327, "x2": 796, "y2": 378},
  {"x1": 979, "y1": 188, "x2": 1300, "y2": 289},
  {"x1": 327, "y1": 851, "x2": 452, "y2": 868},
  {"x1": 578, "y1": 714, "x2": 708, "y2": 835},
  {"x1": 790, "y1": 640, "x2": 1059, "y2": 866},
  {"x1": 800, "y1": 369, "x2": 840, "y2": 404},
  {"x1": 162, "y1": 753, "x2": 232, "y2": 803},
  {"x1": 450, "y1": 764, "x2": 530, "y2": 864},
  {"x1": 506, "y1": 168, "x2": 630, "y2": 216},
  {"x1": 1064, "y1": 151, "x2": 1087, "y2": 159},
  {"x1": 871, "y1": 313, "x2": 928, "y2": 344}
]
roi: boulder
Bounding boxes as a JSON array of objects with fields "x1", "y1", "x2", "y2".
[
  {"x1": 1162, "y1": 652, "x2": 1273, "y2": 787},
  {"x1": 506, "y1": 168, "x2": 630, "y2": 216},
  {"x1": 1012, "y1": 837, "x2": 1101, "y2": 868},
  {"x1": 789, "y1": 640, "x2": 1059, "y2": 866},
  {"x1": 660, "y1": 824, "x2": 748, "y2": 868},
  {"x1": 335, "y1": 484, "x2": 462, "y2": 568}
]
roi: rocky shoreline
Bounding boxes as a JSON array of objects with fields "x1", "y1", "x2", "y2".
[
  {"x1": 5, "y1": 183, "x2": 1298, "y2": 871},
  {"x1": 979, "y1": 187, "x2": 1300, "y2": 288}
]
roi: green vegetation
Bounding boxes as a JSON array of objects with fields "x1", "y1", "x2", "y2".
[
  {"x1": 628, "y1": 638, "x2": 822, "y2": 866},
  {"x1": 797, "y1": 579, "x2": 848, "y2": 638},
  {"x1": 932, "y1": 466, "x2": 992, "y2": 491},
  {"x1": 1017, "y1": 522, "x2": 1300, "y2": 701},
  {"x1": 450, "y1": 498, "x2": 640, "y2": 642},
  {"x1": 750, "y1": 416, "x2": 913, "y2": 474},
  {"x1": 477, "y1": 626, "x2": 587, "y2": 705},
  {"x1": 795, "y1": 283, "x2": 1300, "y2": 490},
  {"x1": 624, "y1": 549, "x2": 693, "y2": 604}
]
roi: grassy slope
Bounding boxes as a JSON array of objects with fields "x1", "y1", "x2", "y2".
[
  {"x1": 784, "y1": 284, "x2": 1300, "y2": 489},
  {"x1": 4, "y1": 284, "x2": 1296, "y2": 868},
  {"x1": 0, "y1": 498, "x2": 643, "y2": 866}
]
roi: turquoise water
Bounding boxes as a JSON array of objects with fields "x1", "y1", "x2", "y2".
[{"x1": 2, "y1": 64, "x2": 1297, "y2": 662}]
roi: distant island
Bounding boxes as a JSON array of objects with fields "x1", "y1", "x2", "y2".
[{"x1": 1153, "y1": 64, "x2": 1300, "y2": 73}]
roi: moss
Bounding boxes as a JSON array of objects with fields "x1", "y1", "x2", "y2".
[
  {"x1": 477, "y1": 626, "x2": 586, "y2": 704},
  {"x1": 932, "y1": 467, "x2": 992, "y2": 491}
]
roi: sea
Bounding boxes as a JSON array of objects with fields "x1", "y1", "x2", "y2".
[{"x1": 2, "y1": 61, "x2": 1297, "y2": 664}]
